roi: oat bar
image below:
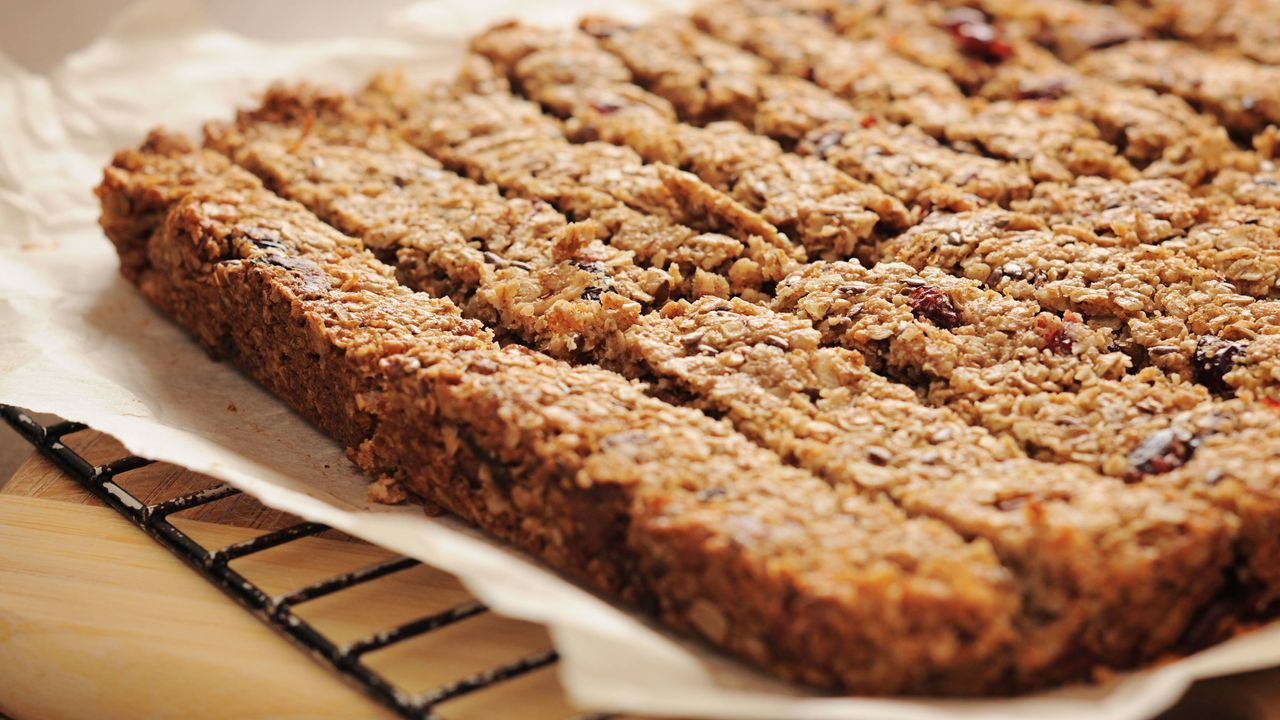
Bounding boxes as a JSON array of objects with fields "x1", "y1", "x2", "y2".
[
  {"x1": 693, "y1": 0, "x2": 971, "y2": 135},
  {"x1": 694, "y1": 0, "x2": 1137, "y2": 180},
  {"x1": 363, "y1": 73, "x2": 800, "y2": 298},
  {"x1": 879, "y1": 209, "x2": 1280, "y2": 393},
  {"x1": 1079, "y1": 41, "x2": 1280, "y2": 138},
  {"x1": 584, "y1": 15, "x2": 1034, "y2": 210},
  {"x1": 473, "y1": 21, "x2": 909, "y2": 259},
  {"x1": 99, "y1": 131, "x2": 1041, "y2": 695},
  {"x1": 600, "y1": 295, "x2": 1233, "y2": 686},
  {"x1": 949, "y1": 0, "x2": 1147, "y2": 61},
  {"x1": 799, "y1": 123, "x2": 1035, "y2": 210},
  {"x1": 1106, "y1": 0, "x2": 1280, "y2": 66}
]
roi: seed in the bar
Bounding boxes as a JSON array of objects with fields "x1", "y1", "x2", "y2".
[
  {"x1": 810, "y1": 129, "x2": 847, "y2": 159},
  {"x1": 245, "y1": 227, "x2": 287, "y2": 252},
  {"x1": 1204, "y1": 469, "x2": 1227, "y2": 486},
  {"x1": 651, "y1": 279, "x2": 671, "y2": 306},
  {"x1": 1001, "y1": 262, "x2": 1024, "y2": 279},
  {"x1": 680, "y1": 329, "x2": 707, "y2": 350},
  {"x1": 907, "y1": 286, "x2": 963, "y2": 329},
  {"x1": 944, "y1": 7, "x2": 1012, "y2": 62},
  {"x1": 928, "y1": 427, "x2": 954, "y2": 444},
  {"x1": 695, "y1": 486, "x2": 728, "y2": 501},
  {"x1": 866, "y1": 446, "x2": 892, "y2": 465},
  {"x1": 1192, "y1": 336, "x2": 1246, "y2": 394},
  {"x1": 580, "y1": 16, "x2": 634, "y2": 39},
  {"x1": 484, "y1": 251, "x2": 534, "y2": 271},
  {"x1": 995, "y1": 495, "x2": 1028, "y2": 511},
  {"x1": 469, "y1": 358, "x2": 499, "y2": 375},
  {"x1": 1126, "y1": 427, "x2": 1203, "y2": 479},
  {"x1": 945, "y1": 231, "x2": 964, "y2": 246},
  {"x1": 762, "y1": 334, "x2": 790, "y2": 350},
  {"x1": 590, "y1": 101, "x2": 623, "y2": 115},
  {"x1": 1017, "y1": 77, "x2": 1069, "y2": 100},
  {"x1": 1084, "y1": 26, "x2": 1142, "y2": 51}
]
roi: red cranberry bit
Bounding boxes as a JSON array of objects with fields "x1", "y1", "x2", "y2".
[
  {"x1": 1264, "y1": 397, "x2": 1280, "y2": 410},
  {"x1": 907, "y1": 286, "x2": 963, "y2": 329},
  {"x1": 1126, "y1": 427, "x2": 1203, "y2": 479},
  {"x1": 1192, "y1": 336, "x2": 1246, "y2": 394},
  {"x1": 860, "y1": 115, "x2": 877, "y2": 128},
  {"x1": 945, "y1": 7, "x2": 1013, "y2": 62}
]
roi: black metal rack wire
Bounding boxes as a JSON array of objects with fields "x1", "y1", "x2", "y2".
[{"x1": 0, "y1": 404, "x2": 611, "y2": 720}]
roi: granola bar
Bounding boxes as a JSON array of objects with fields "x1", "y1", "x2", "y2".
[
  {"x1": 201, "y1": 86, "x2": 673, "y2": 357},
  {"x1": 99, "y1": 131, "x2": 1035, "y2": 695},
  {"x1": 362, "y1": 71, "x2": 800, "y2": 299},
  {"x1": 601, "y1": 295, "x2": 1233, "y2": 686},
  {"x1": 694, "y1": 0, "x2": 1137, "y2": 180},
  {"x1": 585, "y1": 14, "x2": 1034, "y2": 210},
  {"x1": 471, "y1": 21, "x2": 909, "y2": 259},
  {"x1": 1106, "y1": 0, "x2": 1280, "y2": 65},
  {"x1": 738, "y1": 0, "x2": 1232, "y2": 184},
  {"x1": 1079, "y1": 41, "x2": 1280, "y2": 138},
  {"x1": 947, "y1": 0, "x2": 1147, "y2": 61},
  {"x1": 878, "y1": 208, "x2": 1280, "y2": 393}
]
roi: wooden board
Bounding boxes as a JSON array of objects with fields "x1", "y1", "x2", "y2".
[
  {"x1": 0, "y1": 430, "x2": 580, "y2": 720},
  {"x1": 1, "y1": 428, "x2": 1278, "y2": 720}
]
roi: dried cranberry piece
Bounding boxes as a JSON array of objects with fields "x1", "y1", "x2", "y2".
[
  {"x1": 1193, "y1": 336, "x2": 1246, "y2": 394},
  {"x1": 944, "y1": 7, "x2": 1013, "y2": 62},
  {"x1": 907, "y1": 286, "x2": 963, "y2": 329},
  {"x1": 1126, "y1": 427, "x2": 1203, "y2": 479},
  {"x1": 1044, "y1": 326, "x2": 1073, "y2": 355},
  {"x1": 1264, "y1": 397, "x2": 1280, "y2": 410}
]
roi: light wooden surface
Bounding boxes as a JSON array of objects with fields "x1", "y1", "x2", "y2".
[
  {"x1": 1, "y1": 428, "x2": 1278, "y2": 720},
  {"x1": 0, "y1": 430, "x2": 579, "y2": 720}
]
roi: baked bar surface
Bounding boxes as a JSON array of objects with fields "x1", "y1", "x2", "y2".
[{"x1": 97, "y1": 0, "x2": 1280, "y2": 699}]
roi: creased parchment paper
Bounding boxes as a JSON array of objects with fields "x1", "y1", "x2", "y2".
[{"x1": 2, "y1": 2, "x2": 1279, "y2": 717}]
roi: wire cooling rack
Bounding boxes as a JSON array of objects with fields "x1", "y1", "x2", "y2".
[{"x1": 0, "y1": 404, "x2": 611, "y2": 720}]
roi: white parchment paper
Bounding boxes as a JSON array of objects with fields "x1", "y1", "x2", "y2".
[{"x1": 2, "y1": 2, "x2": 1279, "y2": 717}]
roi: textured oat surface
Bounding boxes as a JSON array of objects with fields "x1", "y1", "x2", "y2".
[{"x1": 97, "y1": 0, "x2": 1280, "y2": 698}]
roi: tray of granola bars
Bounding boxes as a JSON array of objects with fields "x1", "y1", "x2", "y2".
[{"x1": 3, "y1": 0, "x2": 1280, "y2": 717}]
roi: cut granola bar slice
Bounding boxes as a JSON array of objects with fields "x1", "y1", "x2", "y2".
[
  {"x1": 472, "y1": 21, "x2": 908, "y2": 259},
  {"x1": 1105, "y1": 0, "x2": 1280, "y2": 66},
  {"x1": 585, "y1": 14, "x2": 1032, "y2": 210},
  {"x1": 363, "y1": 72, "x2": 800, "y2": 299},
  {"x1": 1079, "y1": 41, "x2": 1280, "y2": 138},
  {"x1": 694, "y1": 0, "x2": 1137, "y2": 180},
  {"x1": 879, "y1": 209, "x2": 1280, "y2": 395},
  {"x1": 201, "y1": 88, "x2": 664, "y2": 357}
]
